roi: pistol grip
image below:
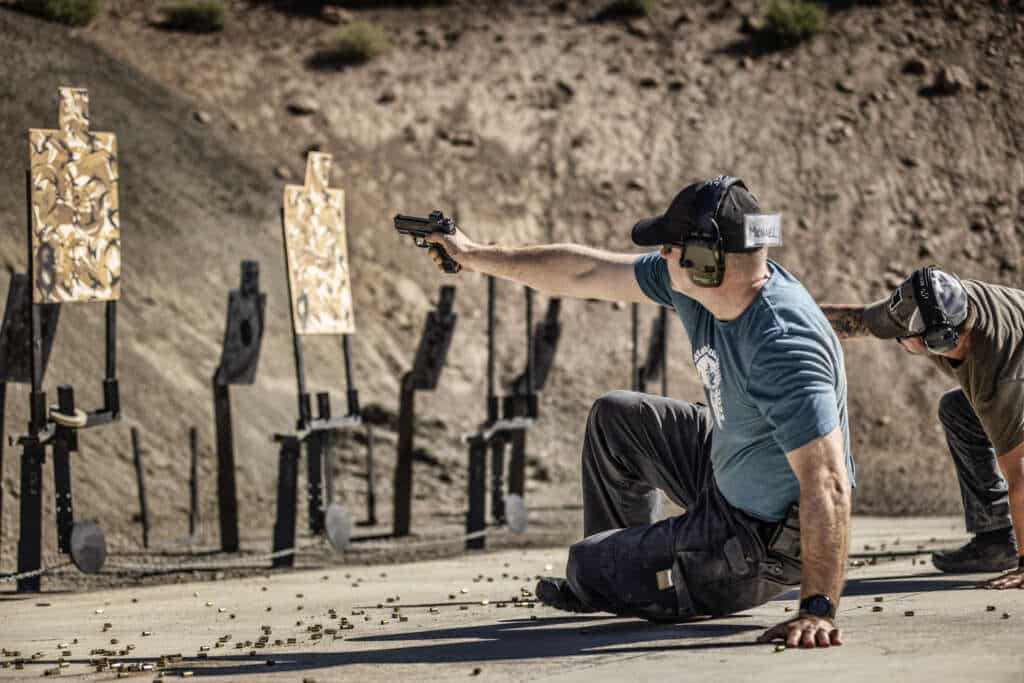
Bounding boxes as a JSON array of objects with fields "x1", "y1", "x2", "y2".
[{"x1": 438, "y1": 247, "x2": 461, "y2": 274}]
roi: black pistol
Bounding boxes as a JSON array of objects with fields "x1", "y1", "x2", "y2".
[{"x1": 394, "y1": 210, "x2": 462, "y2": 274}]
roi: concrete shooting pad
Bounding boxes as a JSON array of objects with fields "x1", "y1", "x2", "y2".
[
  {"x1": 1, "y1": 516, "x2": 1021, "y2": 682},
  {"x1": 282, "y1": 152, "x2": 355, "y2": 336},
  {"x1": 29, "y1": 87, "x2": 121, "y2": 304}
]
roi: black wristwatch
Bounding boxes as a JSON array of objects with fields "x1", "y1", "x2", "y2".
[{"x1": 799, "y1": 594, "x2": 836, "y2": 619}]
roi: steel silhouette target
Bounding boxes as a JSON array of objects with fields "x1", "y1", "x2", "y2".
[
  {"x1": 324, "y1": 502, "x2": 352, "y2": 552},
  {"x1": 69, "y1": 519, "x2": 106, "y2": 574},
  {"x1": 0, "y1": 273, "x2": 59, "y2": 384},
  {"x1": 215, "y1": 261, "x2": 266, "y2": 386},
  {"x1": 504, "y1": 494, "x2": 528, "y2": 534},
  {"x1": 29, "y1": 88, "x2": 121, "y2": 304}
]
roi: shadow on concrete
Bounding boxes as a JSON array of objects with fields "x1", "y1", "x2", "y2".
[
  {"x1": 80, "y1": 617, "x2": 763, "y2": 677},
  {"x1": 767, "y1": 571, "x2": 979, "y2": 604},
  {"x1": 760, "y1": 571, "x2": 979, "y2": 606},
  {"x1": 841, "y1": 573, "x2": 979, "y2": 597}
]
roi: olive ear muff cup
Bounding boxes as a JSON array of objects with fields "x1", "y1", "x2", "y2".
[
  {"x1": 678, "y1": 176, "x2": 747, "y2": 289},
  {"x1": 679, "y1": 243, "x2": 725, "y2": 288}
]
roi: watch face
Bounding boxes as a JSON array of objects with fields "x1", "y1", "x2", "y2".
[{"x1": 805, "y1": 595, "x2": 833, "y2": 617}]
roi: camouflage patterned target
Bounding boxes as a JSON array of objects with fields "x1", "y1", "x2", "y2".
[
  {"x1": 29, "y1": 88, "x2": 121, "y2": 304},
  {"x1": 281, "y1": 153, "x2": 355, "y2": 336}
]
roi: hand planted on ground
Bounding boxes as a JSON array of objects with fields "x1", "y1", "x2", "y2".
[
  {"x1": 757, "y1": 615, "x2": 843, "y2": 649},
  {"x1": 978, "y1": 566, "x2": 1024, "y2": 589}
]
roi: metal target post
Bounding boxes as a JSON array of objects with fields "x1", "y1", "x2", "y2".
[
  {"x1": 189, "y1": 427, "x2": 199, "y2": 539},
  {"x1": 632, "y1": 304, "x2": 669, "y2": 395},
  {"x1": 14, "y1": 88, "x2": 123, "y2": 591},
  {"x1": 0, "y1": 272, "x2": 59, "y2": 569},
  {"x1": 271, "y1": 153, "x2": 362, "y2": 567},
  {"x1": 393, "y1": 285, "x2": 459, "y2": 537},
  {"x1": 464, "y1": 277, "x2": 561, "y2": 550},
  {"x1": 212, "y1": 260, "x2": 267, "y2": 552},
  {"x1": 129, "y1": 427, "x2": 150, "y2": 549}
]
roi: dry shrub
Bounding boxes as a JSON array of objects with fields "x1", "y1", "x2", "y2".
[
  {"x1": 18, "y1": 0, "x2": 102, "y2": 26},
  {"x1": 758, "y1": 0, "x2": 827, "y2": 48},
  {"x1": 313, "y1": 20, "x2": 390, "y2": 67},
  {"x1": 156, "y1": 0, "x2": 225, "y2": 33}
]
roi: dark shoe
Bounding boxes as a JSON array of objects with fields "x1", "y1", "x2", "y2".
[
  {"x1": 535, "y1": 577, "x2": 596, "y2": 614},
  {"x1": 932, "y1": 534, "x2": 1018, "y2": 574}
]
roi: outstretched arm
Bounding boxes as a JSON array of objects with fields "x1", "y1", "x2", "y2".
[
  {"x1": 759, "y1": 428, "x2": 851, "y2": 648},
  {"x1": 819, "y1": 304, "x2": 874, "y2": 340},
  {"x1": 426, "y1": 226, "x2": 650, "y2": 304}
]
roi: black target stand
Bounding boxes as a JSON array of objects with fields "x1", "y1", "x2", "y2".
[
  {"x1": 271, "y1": 211, "x2": 361, "y2": 568},
  {"x1": 12, "y1": 173, "x2": 121, "y2": 592},
  {"x1": 631, "y1": 304, "x2": 668, "y2": 395},
  {"x1": 464, "y1": 278, "x2": 561, "y2": 550},
  {"x1": 212, "y1": 261, "x2": 267, "y2": 552},
  {"x1": 392, "y1": 285, "x2": 458, "y2": 538},
  {"x1": 0, "y1": 272, "x2": 59, "y2": 576}
]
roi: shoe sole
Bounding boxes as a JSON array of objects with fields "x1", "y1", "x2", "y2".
[
  {"x1": 535, "y1": 580, "x2": 596, "y2": 614},
  {"x1": 931, "y1": 555, "x2": 1018, "y2": 574}
]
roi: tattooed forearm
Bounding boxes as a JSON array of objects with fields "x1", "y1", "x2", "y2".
[{"x1": 820, "y1": 305, "x2": 874, "y2": 339}]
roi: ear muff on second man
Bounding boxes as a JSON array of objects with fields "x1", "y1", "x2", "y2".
[{"x1": 912, "y1": 265, "x2": 961, "y2": 354}]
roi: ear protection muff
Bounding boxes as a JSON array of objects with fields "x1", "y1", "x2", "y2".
[
  {"x1": 912, "y1": 265, "x2": 959, "y2": 354},
  {"x1": 678, "y1": 176, "x2": 747, "y2": 288}
]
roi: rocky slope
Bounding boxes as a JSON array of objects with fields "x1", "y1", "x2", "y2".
[{"x1": 1, "y1": 0, "x2": 1023, "y2": 565}]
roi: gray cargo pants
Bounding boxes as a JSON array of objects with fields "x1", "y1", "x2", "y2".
[
  {"x1": 938, "y1": 389, "x2": 1012, "y2": 534},
  {"x1": 566, "y1": 390, "x2": 800, "y2": 622}
]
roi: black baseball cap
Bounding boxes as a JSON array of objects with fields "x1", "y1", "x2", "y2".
[
  {"x1": 632, "y1": 177, "x2": 762, "y2": 252},
  {"x1": 863, "y1": 268, "x2": 970, "y2": 339}
]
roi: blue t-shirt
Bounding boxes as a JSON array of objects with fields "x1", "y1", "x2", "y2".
[{"x1": 634, "y1": 253, "x2": 854, "y2": 522}]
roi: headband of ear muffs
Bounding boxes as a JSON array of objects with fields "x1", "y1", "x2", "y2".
[
  {"x1": 912, "y1": 265, "x2": 960, "y2": 354},
  {"x1": 678, "y1": 176, "x2": 747, "y2": 288},
  {"x1": 693, "y1": 176, "x2": 747, "y2": 238}
]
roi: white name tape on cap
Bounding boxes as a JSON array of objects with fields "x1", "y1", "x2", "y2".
[{"x1": 744, "y1": 214, "x2": 783, "y2": 248}]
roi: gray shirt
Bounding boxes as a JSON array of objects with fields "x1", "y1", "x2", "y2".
[
  {"x1": 634, "y1": 254, "x2": 854, "y2": 521},
  {"x1": 934, "y1": 280, "x2": 1024, "y2": 455}
]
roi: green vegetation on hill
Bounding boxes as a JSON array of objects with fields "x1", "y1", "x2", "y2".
[
  {"x1": 759, "y1": 0, "x2": 827, "y2": 48},
  {"x1": 313, "y1": 20, "x2": 389, "y2": 67},
  {"x1": 156, "y1": 0, "x2": 225, "y2": 33},
  {"x1": 17, "y1": 0, "x2": 101, "y2": 26}
]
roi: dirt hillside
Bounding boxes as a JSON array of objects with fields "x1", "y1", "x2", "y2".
[{"x1": 1, "y1": 0, "x2": 1023, "y2": 564}]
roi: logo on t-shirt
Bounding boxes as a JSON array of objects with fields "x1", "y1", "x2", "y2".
[{"x1": 694, "y1": 346, "x2": 725, "y2": 428}]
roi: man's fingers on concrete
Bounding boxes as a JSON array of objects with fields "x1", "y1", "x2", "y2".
[
  {"x1": 830, "y1": 628, "x2": 844, "y2": 646},
  {"x1": 815, "y1": 629, "x2": 832, "y2": 648},
  {"x1": 799, "y1": 627, "x2": 818, "y2": 648},
  {"x1": 785, "y1": 626, "x2": 803, "y2": 649}
]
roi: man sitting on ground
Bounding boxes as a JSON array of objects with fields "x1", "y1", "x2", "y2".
[{"x1": 423, "y1": 176, "x2": 855, "y2": 647}]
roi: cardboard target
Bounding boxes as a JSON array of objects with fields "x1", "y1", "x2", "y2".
[
  {"x1": 282, "y1": 153, "x2": 355, "y2": 335},
  {"x1": 29, "y1": 88, "x2": 121, "y2": 304}
]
